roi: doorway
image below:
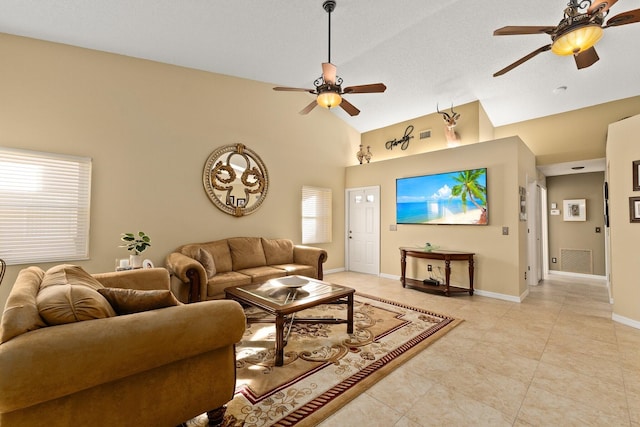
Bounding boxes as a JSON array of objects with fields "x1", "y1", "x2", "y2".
[{"x1": 345, "y1": 186, "x2": 380, "y2": 275}]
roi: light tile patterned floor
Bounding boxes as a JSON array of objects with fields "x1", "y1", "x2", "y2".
[{"x1": 317, "y1": 272, "x2": 640, "y2": 427}]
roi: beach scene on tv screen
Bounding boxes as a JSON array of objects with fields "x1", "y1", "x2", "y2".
[{"x1": 396, "y1": 169, "x2": 488, "y2": 225}]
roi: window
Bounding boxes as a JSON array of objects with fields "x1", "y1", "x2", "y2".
[
  {"x1": 0, "y1": 147, "x2": 92, "y2": 265},
  {"x1": 302, "y1": 186, "x2": 332, "y2": 244}
]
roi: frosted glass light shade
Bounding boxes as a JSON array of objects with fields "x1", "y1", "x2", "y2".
[
  {"x1": 551, "y1": 25, "x2": 603, "y2": 55},
  {"x1": 316, "y1": 91, "x2": 342, "y2": 109}
]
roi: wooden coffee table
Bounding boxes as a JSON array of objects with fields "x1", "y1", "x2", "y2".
[{"x1": 225, "y1": 276, "x2": 354, "y2": 366}]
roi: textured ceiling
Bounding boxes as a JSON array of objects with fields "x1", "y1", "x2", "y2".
[{"x1": 1, "y1": 0, "x2": 639, "y2": 135}]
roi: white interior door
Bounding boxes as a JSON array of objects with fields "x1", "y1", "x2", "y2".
[{"x1": 346, "y1": 187, "x2": 380, "y2": 275}]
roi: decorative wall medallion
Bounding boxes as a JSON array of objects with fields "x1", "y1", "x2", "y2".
[{"x1": 202, "y1": 143, "x2": 269, "y2": 217}]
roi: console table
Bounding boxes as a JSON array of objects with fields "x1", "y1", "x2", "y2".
[{"x1": 400, "y1": 247, "x2": 475, "y2": 296}]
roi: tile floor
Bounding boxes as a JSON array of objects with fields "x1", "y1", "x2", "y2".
[{"x1": 316, "y1": 272, "x2": 640, "y2": 427}]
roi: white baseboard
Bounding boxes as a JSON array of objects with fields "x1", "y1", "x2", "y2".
[
  {"x1": 548, "y1": 270, "x2": 607, "y2": 284},
  {"x1": 474, "y1": 288, "x2": 525, "y2": 303},
  {"x1": 324, "y1": 267, "x2": 346, "y2": 275},
  {"x1": 379, "y1": 272, "x2": 398, "y2": 280},
  {"x1": 612, "y1": 313, "x2": 640, "y2": 330}
]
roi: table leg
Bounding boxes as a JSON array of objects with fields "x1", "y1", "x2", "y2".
[
  {"x1": 444, "y1": 259, "x2": 451, "y2": 296},
  {"x1": 468, "y1": 257, "x2": 475, "y2": 295},
  {"x1": 275, "y1": 314, "x2": 285, "y2": 367},
  {"x1": 400, "y1": 250, "x2": 407, "y2": 288},
  {"x1": 347, "y1": 293, "x2": 354, "y2": 334}
]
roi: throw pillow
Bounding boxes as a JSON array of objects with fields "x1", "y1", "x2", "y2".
[
  {"x1": 97, "y1": 288, "x2": 180, "y2": 315},
  {"x1": 36, "y1": 284, "x2": 116, "y2": 326},
  {"x1": 181, "y1": 246, "x2": 216, "y2": 277},
  {"x1": 40, "y1": 264, "x2": 105, "y2": 291}
]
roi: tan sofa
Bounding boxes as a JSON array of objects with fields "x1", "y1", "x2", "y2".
[
  {"x1": 165, "y1": 237, "x2": 328, "y2": 303},
  {"x1": 0, "y1": 265, "x2": 246, "y2": 427}
]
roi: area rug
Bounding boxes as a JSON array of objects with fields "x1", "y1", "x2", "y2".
[{"x1": 188, "y1": 293, "x2": 461, "y2": 427}]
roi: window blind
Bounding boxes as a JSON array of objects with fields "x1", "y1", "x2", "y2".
[
  {"x1": 302, "y1": 186, "x2": 332, "y2": 244},
  {"x1": 0, "y1": 147, "x2": 92, "y2": 265}
]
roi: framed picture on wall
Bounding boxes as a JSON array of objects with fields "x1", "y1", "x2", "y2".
[
  {"x1": 519, "y1": 186, "x2": 527, "y2": 221},
  {"x1": 630, "y1": 197, "x2": 640, "y2": 223},
  {"x1": 633, "y1": 160, "x2": 640, "y2": 191},
  {"x1": 563, "y1": 199, "x2": 586, "y2": 221}
]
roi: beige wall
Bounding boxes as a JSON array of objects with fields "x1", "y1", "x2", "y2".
[
  {"x1": 546, "y1": 172, "x2": 606, "y2": 276},
  {"x1": 495, "y1": 96, "x2": 640, "y2": 165},
  {"x1": 606, "y1": 114, "x2": 640, "y2": 324},
  {"x1": 0, "y1": 34, "x2": 360, "y2": 309},
  {"x1": 361, "y1": 101, "x2": 481, "y2": 162},
  {"x1": 346, "y1": 137, "x2": 537, "y2": 300}
]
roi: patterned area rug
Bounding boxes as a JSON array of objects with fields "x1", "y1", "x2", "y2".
[{"x1": 188, "y1": 293, "x2": 461, "y2": 427}]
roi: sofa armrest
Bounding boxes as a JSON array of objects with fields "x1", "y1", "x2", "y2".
[
  {"x1": 165, "y1": 252, "x2": 207, "y2": 303},
  {"x1": 293, "y1": 245, "x2": 328, "y2": 280},
  {"x1": 93, "y1": 267, "x2": 171, "y2": 291},
  {"x1": 0, "y1": 300, "x2": 245, "y2": 413}
]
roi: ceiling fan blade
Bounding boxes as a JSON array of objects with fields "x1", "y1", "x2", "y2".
[
  {"x1": 574, "y1": 46, "x2": 599, "y2": 69},
  {"x1": 493, "y1": 26, "x2": 556, "y2": 36},
  {"x1": 273, "y1": 86, "x2": 316, "y2": 93},
  {"x1": 322, "y1": 62, "x2": 337, "y2": 84},
  {"x1": 588, "y1": 0, "x2": 617, "y2": 15},
  {"x1": 343, "y1": 83, "x2": 387, "y2": 94},
  {"x1": 605, "y1": 8, "x2": 640, "y2": 27},
  {"x1": 493, "y1": 44, "x2": 552, "y2": 77},
  {"x1": 299, "y1": 100, "x2": 318, "y2": 115},
  {"x1": 339, "y1": 98, "x2": 360, "y2": 116}
]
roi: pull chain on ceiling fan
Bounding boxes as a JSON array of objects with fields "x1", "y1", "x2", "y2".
[
  {"x1": 273, "y1": 0, "x2": 386, "y2": 116},
  {"x1": 493, "y1": 0, "x2": 640, "y2": 76}
]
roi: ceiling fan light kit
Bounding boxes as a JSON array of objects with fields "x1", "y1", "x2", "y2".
[
  {"x1": 273, "y1": 0, "x2": 386, "y2": 116},
  {"x1": 316, "y1": 85, "x2": 342, "y2": 109},
  {"x1": 551, "y1": 24, "x2": 603, "y2": 55},
  {"x1": 493, "y1": 0, "x2": 640, "y2": 76}
]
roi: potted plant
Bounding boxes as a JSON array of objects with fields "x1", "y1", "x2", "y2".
[{"x1": 120, "y1": 231, "x2": 151, "y2": 268}]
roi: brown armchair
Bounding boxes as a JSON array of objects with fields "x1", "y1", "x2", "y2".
[{"x1": 0, "y1": 265, "x2": 246, "y2": 426}]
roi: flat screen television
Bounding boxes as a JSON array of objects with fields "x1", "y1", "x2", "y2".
[{"x1": 396, "y1": 168, "x2": 488, "y2": 225}]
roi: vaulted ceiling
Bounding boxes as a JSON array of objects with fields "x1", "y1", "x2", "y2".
[{"x1": 1, "y1": 0, "x2": 639, "y2": 135}]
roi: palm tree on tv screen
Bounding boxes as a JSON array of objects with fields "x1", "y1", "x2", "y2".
[{"x1": 451, "y1": 169, "x2": 487, "y2": 223}]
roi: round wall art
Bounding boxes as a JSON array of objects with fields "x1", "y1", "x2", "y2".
[{"x1": 202, "y1": 143, "x2": 269, "y2": 217}]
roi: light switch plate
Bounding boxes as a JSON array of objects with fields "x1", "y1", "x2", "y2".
[{"x1": 502, "y1": 226, "x2": 509, "y2": 235}]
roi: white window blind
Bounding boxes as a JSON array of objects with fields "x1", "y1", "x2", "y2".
[
  {"x1": 302, "y1": 186, "x2": 332, "y2": 244},
  {"x1": 0, "y1": 147, "x2": 92, "y2": 265}
]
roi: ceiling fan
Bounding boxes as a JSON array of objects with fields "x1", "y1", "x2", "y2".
[
  {"x1": 493, "y1": 0, "x2": 640, "y2": 77},
  {"x1": 273, "y1": 0, "x2": 386, "y2": 116}
]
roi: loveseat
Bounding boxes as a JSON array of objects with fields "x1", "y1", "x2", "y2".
[
  {"x1": 0, "y1": 265, "x2": 246, "y2": 427},
  {"x1": 165, "y1": 237, "x2": 328, "y2": 303}
]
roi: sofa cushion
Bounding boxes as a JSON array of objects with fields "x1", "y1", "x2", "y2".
[
  {"x1": 206, "y1": 271, "x2": 252, "y2": 299},
  {"x1": 272, "y1": 264, "x2": 316, "y2": 278},
  {"x1": 201, "y1": 240, "x2": 233, "y2": 273},
  {"x1": 36, "y1": 284, "x2": 116, "y2": 326},
  {"x1": 0, "y1": 267, "x2": 47, "y2": 343},
  {"x1": 228, "y1": 237, "x2": 267, "y2": 270},
  {"x1": 40, "y1": 264, "x2": 104, "y2": 291},
  {"x1": 181, "y1": 245, "x2": 217, "y2": 277},
  {"x1": 237, "y1": 266, "x2": 287, "y2": 283},
  {"x1": 261, "y1": 238, "x2": 294, "y2": 265},
  {"x1": 97, "y1": 288, "x2": 180, "y2": 315}
]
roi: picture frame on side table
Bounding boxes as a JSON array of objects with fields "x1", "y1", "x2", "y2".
[
  {"x1": 563, "y1": 199, "x2": 586, "y2": 221},
  {"x1": 630, "y1": 197, "x2": 640, "y2": 223},
  {"x1": 633, "y1": 160, "x2": 640, "y2": 191}
]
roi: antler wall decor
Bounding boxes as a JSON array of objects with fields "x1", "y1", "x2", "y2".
[{"x1": 437, "y1": 104, "x2": 461, "y2": 144}]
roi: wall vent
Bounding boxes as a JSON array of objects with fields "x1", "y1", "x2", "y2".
[
  {"x1": 560, "y1": 248, "x2": 593, "y2": 274},
  {"x1": 419, "y1": 129, "x2": 432, "y2": 140}
]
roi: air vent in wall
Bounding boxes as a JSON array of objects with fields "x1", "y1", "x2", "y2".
[{"x1": 419, "y1": 129, "x2": 432, "y2": 139}]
